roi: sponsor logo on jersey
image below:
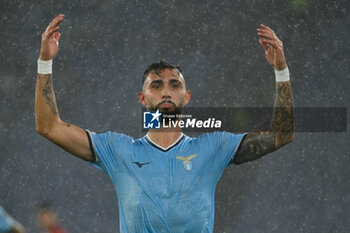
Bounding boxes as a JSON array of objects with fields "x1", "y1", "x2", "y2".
[
  {"x1": 176, "y1": 154, "x2": 198, "y2": 171},
  {"x1": 133, "y1": 161, "x2": 151, "y2": 168}
]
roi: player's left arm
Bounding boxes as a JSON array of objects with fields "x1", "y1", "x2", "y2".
[{"x1": 233, "y1": 24, "x2": 294, "y2": 165}]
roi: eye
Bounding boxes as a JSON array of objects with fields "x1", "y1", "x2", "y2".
[
  {"x1": 151, "y1": 84, "x2": 160, "y2": 89},
  {"x1": 172, "y1": 83, "x2": 180, "y2": 88}
]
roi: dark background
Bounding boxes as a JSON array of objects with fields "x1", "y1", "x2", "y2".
[{"x1": 0, "y1": 0, "x2": 349, "y2": 232}]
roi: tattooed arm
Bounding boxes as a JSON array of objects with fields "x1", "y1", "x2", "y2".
[
  {"x1": 35, "y1": 14, "x2": 93, "y2": 161},
  {"x1": 233, "y1": 81, "x2": 294, "y2": 164},
  {"x1": 233, "y1": 24, "x2": 294, "y2": 165}
]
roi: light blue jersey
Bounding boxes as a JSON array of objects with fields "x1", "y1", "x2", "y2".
[
  {"x1": 0, "y1": 206, "x2": 14, "y2": 233},
  {"x1": 87, "y1": 131, "x2": 245, "y2": 233}
]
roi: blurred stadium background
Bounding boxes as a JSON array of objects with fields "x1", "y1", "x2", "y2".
[{"x1": 0, "y1": 0, "x2": 349, "y2": 232}]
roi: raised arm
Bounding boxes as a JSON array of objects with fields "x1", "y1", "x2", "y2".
[
  {"x1": 233, "y1": 24, "x2": 294, "y2": 165},
  {"x1": 35, "y1": 14, "x2": 93, "y2": 161}
]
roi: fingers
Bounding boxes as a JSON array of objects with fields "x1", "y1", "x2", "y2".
[
  {"x1": 260, "y1": 38, "x2": 279, "y2": 50},
  {"x1": 43, "y1": 26, "x2": 60, "y2": 40},
  {"x1": 257, "y1": 24, "x2": 283, "y2": 49},
  {"x1": 257, "y1": 31, "x2": 274, "y2": 40},
  {"x1": 260, "y1": 24, "x2": 273, "y2": 31},
  {"x1": 53, "y1": 32, "x2": 61, "y2": 41},
  {"x1": 42, "y1": 14, "x2": 64, "y2": 40},
  {"x1": 258, "y1": 24, "x2": 275, "y2": 38},
  {"x1": 259, "y1": 38, "x2": 269, "y2": 50},
  {"x1": 257, "y1": 25, "x2": 276, "y2": 40},
  {"x1": 50, "y1": 14, "x2": 65, "y2": 28}
]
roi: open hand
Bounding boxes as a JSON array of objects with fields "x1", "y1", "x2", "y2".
[
  {"x1": 39, "y1": 14, "x2": 65, "y2": 60},
  {"x1": 257, "y1": 24, "x2": 286, "y2": 70}
]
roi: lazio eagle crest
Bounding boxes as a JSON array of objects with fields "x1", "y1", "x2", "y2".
[{"x1": 176, "y1": 154, "x2": 198, "y2": 171}]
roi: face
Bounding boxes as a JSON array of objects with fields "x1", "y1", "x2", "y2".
[
  {"x1": 139, "y1": 68, "x2": 191, "y2": 115},
  {"x1": 38, "y1": 211, "x2": 56, "y2": 229}
]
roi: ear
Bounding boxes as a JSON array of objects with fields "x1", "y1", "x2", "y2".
[
  {"x1": 184, "y1": 89, "x2": 191, "y2": 106},
  {"x1": 139, "y1": 91, "x2": 147, "y2": 106}
]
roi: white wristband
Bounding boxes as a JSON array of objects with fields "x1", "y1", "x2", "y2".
[
  {"x1": 274, "y1": 66, "x2": 290, "y2": 82},
  {"x1": 37, "y1": 59, "x2": 53, "y2": 74}
]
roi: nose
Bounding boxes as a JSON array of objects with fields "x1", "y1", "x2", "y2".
[{"x1": 161, "y1": 86, "x2": 171, "y2": 99}]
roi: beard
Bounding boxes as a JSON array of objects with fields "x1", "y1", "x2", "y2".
[{"x1": 148, "y1": 100, "x2": 184, "y2": 121}]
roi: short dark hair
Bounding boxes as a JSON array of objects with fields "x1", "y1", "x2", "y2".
[
  {"x1": 37, "y1": 202, "x2": 54, "y2": 213},
  {"x1": 142, "y1": 60, "x2": 184, "y2": 86}
]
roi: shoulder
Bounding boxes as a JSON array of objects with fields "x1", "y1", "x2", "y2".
[
  {"x1": 182, "y1": 131, "x2": 230, "y2": 145},
  {"x1": 196, "y1": 131, "x2": 236, "y2": 140},
  {"x1": 88, "y1": 130, "x2": 135, "y2": 145},
  {"x1": 194, "y1": 131, "x2": 246, "y2": 147}
]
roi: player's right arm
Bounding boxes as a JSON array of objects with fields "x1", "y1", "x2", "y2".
[{"x1": 35, "y1": 14, "x2": 93, "y2": 161}]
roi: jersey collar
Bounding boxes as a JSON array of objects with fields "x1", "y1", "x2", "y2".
[{"x1": 145, "y1": 132, "x2": 184, "y2": 152}]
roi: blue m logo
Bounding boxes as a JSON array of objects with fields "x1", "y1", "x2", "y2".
[{"x1": 143, "y1": 110, "x2": 161, "y2": 129}]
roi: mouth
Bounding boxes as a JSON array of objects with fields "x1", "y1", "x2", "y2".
[
  {"x1": 157, "y1": 101, "x2": 176, "y2": 109},
  {"x1": 160, "y1": 103, "x2": 174, "y2": 108}
]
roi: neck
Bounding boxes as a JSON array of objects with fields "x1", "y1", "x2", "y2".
[{"x1": 147, "y1": 126, "x2": 183, "y2": 149}]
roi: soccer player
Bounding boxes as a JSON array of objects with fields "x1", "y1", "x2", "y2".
[
  {"x1": 0, "y1": 206, "x2": 25, "y2": 233},
  {"x1": 35, "y1": 14, "x2": 294, "y2": 233},
  {"x1": 37, "y1": 203, "x2": 68, "y2": 233}
]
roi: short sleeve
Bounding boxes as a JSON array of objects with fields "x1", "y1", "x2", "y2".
[
  {"x1": 206, "y1": 131, "x2": 246, "y2": 169},
  {"x1": 0, "y1": 207, "x2": 14, "y2": 232},
  {"x1": 85, "y1": 130, "x2": 133, "y2": 176}
]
